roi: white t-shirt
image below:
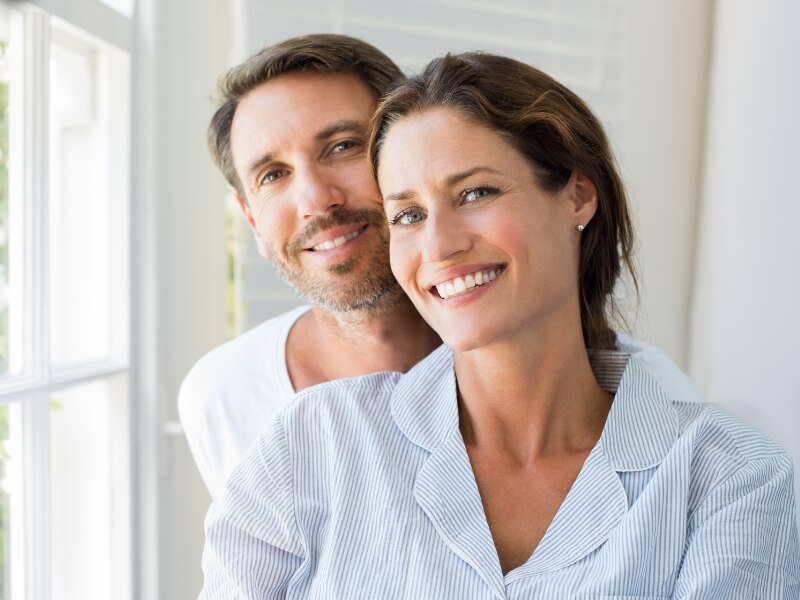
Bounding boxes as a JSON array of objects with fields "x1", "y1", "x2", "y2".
[
  {"x1": 179, "y1": 304, "x2": 702, "y2": 502},
  {"x1": 178, "y1": 305, "x2": 310, "y2": 501}
]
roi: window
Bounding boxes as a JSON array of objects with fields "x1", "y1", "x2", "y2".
[
  {"x1": 0, "y1": 4, "x2": 17, "y2": 381},
  {"x1": 0, "y1": 3, "x2": 131, "y2": 599}
]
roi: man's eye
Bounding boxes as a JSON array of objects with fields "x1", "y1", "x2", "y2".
[
  {"x1": 390, "y1": 209, "x2": 425, "y2": 226},
  {"x1": 260, "y1": 170, "x2": 283, "y2": 185},
  {"x1": 331, "y1": 140, "x2": 357, "y2": 153},
  {"x1": 462, "y1": 187, "x2": 495, "y2": 203}
]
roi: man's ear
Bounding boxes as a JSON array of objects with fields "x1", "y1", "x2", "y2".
[
  {"x1": 235, "y1": 193, "x2": 258, "y2": 231},
  {"x1": 234, "y1": 192, "x2": 270, "y2": 258},
  {"x1": 565, "y1": 170, "x2": 599, "y2": 228}
]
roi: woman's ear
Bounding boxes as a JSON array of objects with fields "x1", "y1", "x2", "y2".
[{"x1": 564, "y1": 170, "x2": 599, "y2": 229}]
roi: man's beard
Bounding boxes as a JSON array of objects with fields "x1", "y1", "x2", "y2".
[{"x1": 267, "y1": 208, "x2": 402, "y2": 313}]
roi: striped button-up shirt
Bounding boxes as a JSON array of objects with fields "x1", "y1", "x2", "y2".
[{"x1": 200, "y1": 346, "x2": 800, "y2": 599}]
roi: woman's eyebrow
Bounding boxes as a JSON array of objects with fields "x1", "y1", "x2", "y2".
[
  {"x1": 384, "y1": 166, "x2": 502, "y2": 204},
  {"x1": 445, "y1": 166, "x2": 501, "y2": 186},
  {"x1": 384, "y1": 190, "x2": 413, "y2": 205}
]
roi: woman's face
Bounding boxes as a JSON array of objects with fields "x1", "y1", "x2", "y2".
[{"x1": 377, "y1": 108, "x2": 595, "y2": 352}]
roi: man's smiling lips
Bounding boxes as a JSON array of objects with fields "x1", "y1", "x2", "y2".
[{"x1": 305, "y1": 224, "x2": 367, "y2": 252}]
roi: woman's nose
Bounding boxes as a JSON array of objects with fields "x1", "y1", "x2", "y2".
[{"x1": 420, "y1": 210, "x2": 471, "y2": 264}]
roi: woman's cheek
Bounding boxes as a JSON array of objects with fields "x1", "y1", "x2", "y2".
[{"x1": 389, "y1": 236, "x2": 419, "y2": 295}]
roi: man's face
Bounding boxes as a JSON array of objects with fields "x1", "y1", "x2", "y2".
[{"x1": 230, "y1": 71, "x2": 400, "y2": 313}]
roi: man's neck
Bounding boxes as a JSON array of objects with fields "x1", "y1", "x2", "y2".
[{"x1": 285, "y1": 296, "x2": 441, "y2": 392}]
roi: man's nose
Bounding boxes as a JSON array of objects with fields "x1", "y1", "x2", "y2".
[{"x1": 294, "y1": 165, "x2": 346, "y2": 218}]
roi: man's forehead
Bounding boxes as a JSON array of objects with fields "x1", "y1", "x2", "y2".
[
  {"x1": 229, "y1": 72, "x2": 377, "y2": 188},
  {"x1": 240, "y1": 72, "x2": 375, "y2": 121},
  {"x1": 232, "y1": 72, "x2": 375, "y2": 145}
]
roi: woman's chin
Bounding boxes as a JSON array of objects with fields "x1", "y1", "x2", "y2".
[{"x1": 438, "y1": 331, "x2": 492, "y2": 354}]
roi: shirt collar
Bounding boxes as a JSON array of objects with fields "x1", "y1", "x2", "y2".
[
  {"x1": 391, "y1": 344, "x2": 680, "y2": 471},
  {"x1": 391, "y1": 344, "x2": 457, "y2": 453},
  {"x1": 595, "y1": 349, "x2": 681, "y2": 471}
]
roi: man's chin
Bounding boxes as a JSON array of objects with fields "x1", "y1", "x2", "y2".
[
  {"x1": 306, "y1": 279, "x2": 404, "y2": 315},
  {"x1": 328, "y1": 257, "x2": 358, "y2": 275},
  {"x1": 270, "y1": 239, "x2": 402, "y2": 315}
]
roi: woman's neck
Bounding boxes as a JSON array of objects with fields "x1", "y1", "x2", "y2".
[{"x1": 454, "y1": 321, "x2": 612, "y2": 466}]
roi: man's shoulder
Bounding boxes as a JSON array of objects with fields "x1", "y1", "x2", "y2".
[
  {"x1": 276, "y1": 371, "x2": 404, "y2": 441},
  {"x1": 187, "y1": 306, "x2": 306, "y2": 382},
  {"x1": 288, "y1": 371, "x2": 402, "y2": 415},
  {"x1": 178, "y1": 306, "x2": 308, "y2": 413}
]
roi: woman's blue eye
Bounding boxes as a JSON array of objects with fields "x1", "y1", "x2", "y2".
[
  {"x1": 392, "y1": 209, "x2": 424, "y2": 226},
  {"x1": 463, "y1": 187, "x2": 491, "y2": 202}
]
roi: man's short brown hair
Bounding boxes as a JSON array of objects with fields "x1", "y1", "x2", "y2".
[{"x1": 208, "y1": 34, "x2": 403, "y2": 196}]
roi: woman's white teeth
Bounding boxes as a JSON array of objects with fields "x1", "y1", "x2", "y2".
[
  {"x1": 435, "y1": 269, "x2": 500, "y2": 300},
  {"x1": 312, "y1": 229, "x2": 361, "y2": 251}
]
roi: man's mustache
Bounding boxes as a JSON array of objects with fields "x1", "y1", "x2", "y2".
[{"x1": 287, "y1": 208, "x2": 387, "y2": 257}]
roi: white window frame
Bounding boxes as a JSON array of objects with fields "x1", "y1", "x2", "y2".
[{"x1": 0, "y1": 2, "x2": 133, "y2": 599}]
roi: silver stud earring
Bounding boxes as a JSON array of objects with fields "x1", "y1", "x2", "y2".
[{"x1": 577, "y1": 224, "x2": 586, "y2": 232}]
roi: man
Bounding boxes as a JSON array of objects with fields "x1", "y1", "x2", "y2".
[
  {"x1": 179, "y1": 34, "x2": 701, "y2": 502},
  {"x1": 178, "y1": 34, "x2": 441, "y2": 501}
]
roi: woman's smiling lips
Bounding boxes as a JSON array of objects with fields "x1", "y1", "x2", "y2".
[{"x1": 427, "y1": 264, "x2": 506, "y2": 300}]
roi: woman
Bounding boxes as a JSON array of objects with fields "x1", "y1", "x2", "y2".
[{"x1": 201, "y1": 53, "x2": 799, "y2": 598}]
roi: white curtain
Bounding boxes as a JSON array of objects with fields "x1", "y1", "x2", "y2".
[{"x1": 689, "y1": 0, "x2": 800, "y2": 525}]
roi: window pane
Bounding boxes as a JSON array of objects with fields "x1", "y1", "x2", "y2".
[
  {"x1": 50, "y1": 375, "x2": 130, "y2": 600},
  {"x1": 0, "y1": 6, "x2": 20, "y2": 379},
  {"x1": 0, "y1": 404, "x2": 10, "y2": 600},
  {"x1": 48, "y1": 27, "x2": 129, "y2": 370},
  {"x1": 0, "y1": 18, "x2": 8, "y2": 377}
]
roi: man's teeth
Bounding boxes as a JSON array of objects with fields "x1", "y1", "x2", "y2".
[
  {"x1": 435, "y1": 269, "x2": 500, "y2": 300},
  {"x1": 312, "y1": 229, "x2": 362, "y2": 251}
]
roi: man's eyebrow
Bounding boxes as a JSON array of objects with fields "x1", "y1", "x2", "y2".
[
  {"x1": 315, "y1": 119, "x2": 368, "y2": 141},
  {"x1": 244, "y1": 120, "x2": 370, "y2": 190},
  {"x1": 384, "y1": 166, "x2": 502, "y2": 204},
  {"x1": 246, "y1": 152, "x2": 275, "y2": 185}
]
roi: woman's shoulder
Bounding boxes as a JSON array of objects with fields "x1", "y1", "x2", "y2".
[
  {"x1": 672, "y1": 398, "x2": 791, "y2": 473},
  {"x1": 608, "y1": 351, "x2": 791, "y2": 480},
  {"x1": 605, "y1": 341, "x2": 788, "y2": 467}
]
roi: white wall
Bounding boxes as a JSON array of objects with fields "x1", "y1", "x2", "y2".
[
  {"x1": 689, "y1": 0, "x2": 800, "y2": 528},
  {"x1": 133, "y1": 0, "x2": 232, "y2": 598},
  {"x1": 618, "y1": 2, "x2": 712, "y2": 363}
]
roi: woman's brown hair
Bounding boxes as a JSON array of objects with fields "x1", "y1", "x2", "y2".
[{"x1": 369, "y1": 52, "x2": 636, "y2": 350}]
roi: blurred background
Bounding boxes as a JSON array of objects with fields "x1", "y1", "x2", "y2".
[{"x1": 0, "y1": 0, "x2": 797, "y2": 598}]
